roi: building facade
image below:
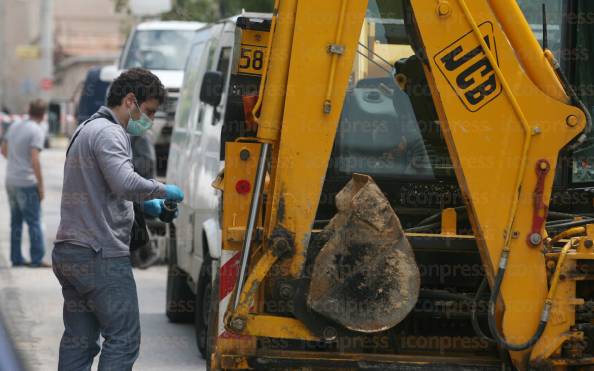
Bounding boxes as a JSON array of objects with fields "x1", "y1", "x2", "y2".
[{"x1": 1, "y1": 0, "x2": 130, "y2": 114}]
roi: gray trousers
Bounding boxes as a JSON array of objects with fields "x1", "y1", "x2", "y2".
[{"x1": 52, "y1": 243, "x2": 140, "y2": 371}]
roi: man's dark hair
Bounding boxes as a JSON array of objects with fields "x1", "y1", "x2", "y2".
[
  {"x1": 107, "y1": 68, "x2": 166, "y2": 107},
  {"x1": 28, "y1": 99, "x2": 47, "y2": 119}
]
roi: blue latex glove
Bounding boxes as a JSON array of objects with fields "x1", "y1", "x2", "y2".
[
  {"x1": 164, "y1": 184, "x2": 184, "y2": 202},
  {"x1": 143, "y1": 199, "x2": 164, "y2": 218}
]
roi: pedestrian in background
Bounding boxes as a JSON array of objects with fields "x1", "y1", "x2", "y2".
[
  {"x1": 52, "y1": 68, "x2": 184, "y2": 371},
  {"x1": 1, "y1": 99, "x2": 48, "y2": 268}
]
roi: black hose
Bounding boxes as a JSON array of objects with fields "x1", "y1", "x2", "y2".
[
  {"x1": 414, "y1": 206, "x2": 466, "y2": 228},
  {"x1": 546, "y1": 219, "x2": 575, "y2": 228},
  {"x1": 550, "y1": 56, "x2": 592, "y2": 135},
  {"x1": 471, "y1": 277, "x2": 495, "y2": 343},
  {"x1": 405, "y1": 222, "x2": 441, "y2": 233},
  {"x1": 487, "y1": 251, "x2": 549, "y2": 351},
  {"x1": 547, "y1": 211, "x2": 593, "y2": 220},
  {"x1": 547, "y1": 218, "x2": 594, "y2": 230}
]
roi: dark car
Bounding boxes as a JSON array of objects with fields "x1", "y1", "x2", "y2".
[{"x1": 75, "y1": 66, "x2": 111, "y2": 125}]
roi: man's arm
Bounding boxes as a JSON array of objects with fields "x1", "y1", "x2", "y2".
[
  {"x1": 0, "y1": 141, "x2": 7, "y2": 158},
  {"x1": 31, "y1": 148, "x2": 44, "y2": 201},
  {"x1": 94, "y1": 126, "x2": 166, "y2": 201}
]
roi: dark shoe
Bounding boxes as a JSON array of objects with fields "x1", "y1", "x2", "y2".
[
  {"x1": 12, "y1": 261, "x2": 30, "y2": 267},
  {"x1": 29, "y1": 261, "x2": 51, "y2": 268}
]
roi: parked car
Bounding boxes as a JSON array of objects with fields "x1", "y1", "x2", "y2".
[{"x1": 164, "y1": 13, "x2": 271, "y2": 358}]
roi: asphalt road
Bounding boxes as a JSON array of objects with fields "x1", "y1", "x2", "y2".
[{"x1": 0, "y1": 138, "x2": 206, "y2": 371}]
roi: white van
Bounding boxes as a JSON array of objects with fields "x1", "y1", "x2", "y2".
[
  {"x1": 118, "y1": 21, "x2": 204, "y2": 176},
  {"x1": 164, "y1": 14, "x2": 271, "y2": 358}
]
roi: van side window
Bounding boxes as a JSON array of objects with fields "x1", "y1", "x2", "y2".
[
  {"x1": 176, "y1": 41, "x2": 208, "y2": 129},
  {"x1": 195, "y1": 46, "x2": 233, "y2": 130},
  {"x1": 192, "y1": 40, "x2": 220, "y2": 132}
]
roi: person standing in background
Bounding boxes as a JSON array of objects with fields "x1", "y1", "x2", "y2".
[{"x1": 0, "y1": 99, "x2": 49, "y2": 268}]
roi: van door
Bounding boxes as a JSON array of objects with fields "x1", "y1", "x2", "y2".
[
  {"x1": 187, "y1": 25, "x2": 234, "y2": 278},
  {"x1": 169, "y1": 29, "x2": 213, "y2": 273}
]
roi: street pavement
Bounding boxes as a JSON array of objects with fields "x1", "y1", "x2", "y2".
[{"x1": 0, "y1": 138, "x2": 206, "y2": 370}]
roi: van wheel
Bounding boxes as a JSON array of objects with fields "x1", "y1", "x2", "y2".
[
  {"x1": 195, "y1": 257, "x2": 212, "y2": 358},
  {"x1": 166, "y1": 240, "x2": 195, "y2": 322}
]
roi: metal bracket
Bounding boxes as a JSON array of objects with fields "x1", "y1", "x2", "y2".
[
  {"x1": 327, "y1": 44, "x2": 345, "y2": 55},
  {"x1": 528, "y1": 159, "x2": 550, "y2": 246}
]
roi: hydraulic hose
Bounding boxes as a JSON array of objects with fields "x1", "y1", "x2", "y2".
[
  {"x1": 546, "y1": 227, "x2": 586, "y2": 247},
  {"x1": 487, "y1": 250, "x2": 550, "y2": 351},
  {"x1": 546, "y1": 50, "x2": 592, "y2": 136},
  {"x1": 487, "y1": 239, "x2": 573, "y2": 350},
  {"x1": 547, "y1": 218, "x2": 594, "y2": 231},
  {"x1": 471, "y1": 277, "x2": 495, "y2": 343}
]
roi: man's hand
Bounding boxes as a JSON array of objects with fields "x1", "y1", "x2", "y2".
[
  {"x1": 1, "y1": 141, "x2": 7, "y2": 158},
  {"x1": 31, "y1": 148, "x2": 44, "y2": 201},
  {"x1": 143, "y1": 199, "x2": 164, "y2": 218},
  {"x1": 37, "y1": 186, "x2": 45, "y2": 202},
  {"x1": 164, "y1": 184, "x2": 184, "y2": 202}
]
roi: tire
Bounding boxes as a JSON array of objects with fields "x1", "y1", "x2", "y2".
[
  {"x1": 166, "y1": 238, "x2": 195, "y2": 323},
  {"x1": 195, "y1": 257, "x2": 213, "y2": 359}
]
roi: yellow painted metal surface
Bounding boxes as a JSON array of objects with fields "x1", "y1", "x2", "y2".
[
  {"x1": 487, "y1": 0, "x2": 568, "y2": 103},
  {"x1": 255, "y1": 0, "x2": 297, "y2": 142},
  {"x1": 244, "y1": 314, "x2": 319, "y2": 341},
  {"x1": 227, "y1": 248, "x2": 277, "y2": 320},
  {"x1": 262, "y1": 0, "x2": 368, "y2": 278},
  {"x1": 214, "y1": 0, "x2": 594, "y2": 370},
  {"x1": 408, "y1": 0, "x2": 585, "y2": 369},
  {"x1": 215, "y1": 142, "x2": 261, "y2": 368},
  {"x1": 441, "y1": 208, "x2": 457, "y2": 235},
  {"x1": 222, "y1": 143, "x2": 261, "y2": 252}
]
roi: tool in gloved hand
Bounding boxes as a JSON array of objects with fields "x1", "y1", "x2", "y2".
[
  {"x1": 142, "y1": 199, "x2": 179, "y2": 222},
  {"x1": 159, "y1": 200, "x2": 179, "y2": 223}
]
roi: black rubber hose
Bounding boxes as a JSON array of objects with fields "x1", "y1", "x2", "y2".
[
  {"x1": 471, "y1": 277, "x2": 495, "y2": 343},
  {"x1": 547, "y1": 218, "x2": 594, "y2": 230},
  {"x1": 487, "y1": 251, "x2": 549, "y2": 351},
  {"x1": 405, "y1": 222, "x2": 441, "y2": 233},
  {"x1": 414, "y1": 206, "x2": 466, "y2": 228},
  {"x1": 550, "y1": 56, "x2": 592, "y2": 135},
  {"x1": 547, "y1": 211, "x2": 594, "y2": 220},
  {"x1": 546, "y1": 219, "x2": 574, "y2": 227}
]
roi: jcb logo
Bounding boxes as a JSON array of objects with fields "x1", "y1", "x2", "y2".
[{"x1": 435, "y1": 22, "x2": 501, "y2": 112}]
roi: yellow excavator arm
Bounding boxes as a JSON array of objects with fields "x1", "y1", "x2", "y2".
[{"x1": 211, "y1": 1, "x2": 593, "y2": 370}]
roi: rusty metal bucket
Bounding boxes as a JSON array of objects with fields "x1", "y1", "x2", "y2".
[{"x1": 307, "y1": 174, "x2": 420, "y2": 333}]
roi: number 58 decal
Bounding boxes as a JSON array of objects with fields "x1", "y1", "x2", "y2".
[
  {"x1": 238, "y1": 47, "x2": 265, "y2": 75},
  {"x1": 237, "y1": 29, "x2": 269, "y2": 76}
]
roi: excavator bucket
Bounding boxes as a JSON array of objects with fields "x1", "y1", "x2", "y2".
[{"x1": 307, "y1": 174, "x2": 420, "y2": 333}]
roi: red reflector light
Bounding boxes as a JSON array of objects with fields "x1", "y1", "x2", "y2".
[{"x1": 235, "y1": 180, "x2": 251, "y2": 195}]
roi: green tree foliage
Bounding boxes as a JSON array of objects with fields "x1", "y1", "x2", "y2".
[{"x1": 162, "y1": 0, "x2": 219, "y2": 22}]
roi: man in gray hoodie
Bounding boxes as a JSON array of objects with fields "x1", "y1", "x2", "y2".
[{"x1": 53, "y1": 68, "x2": 184, "y2": 371}]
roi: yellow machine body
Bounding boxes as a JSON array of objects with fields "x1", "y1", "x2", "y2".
[{"x1": 210, "y1": 0, "x2": 594, "y2": 370}]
